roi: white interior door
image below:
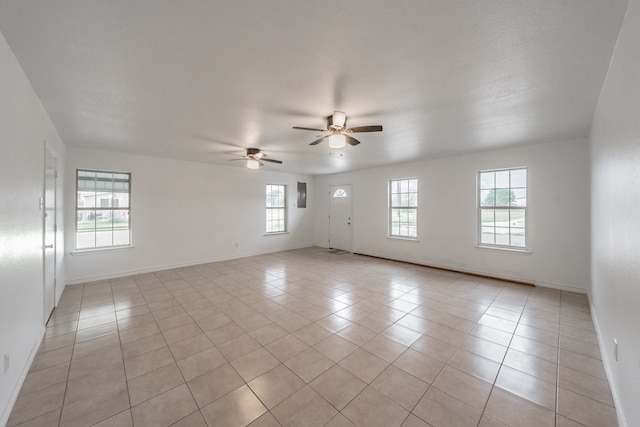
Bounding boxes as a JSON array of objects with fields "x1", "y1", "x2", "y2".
[
  {"x1": 329, "y1": 184, "x2": 352, "y2": 251},
  {"x1": 43, "y1": 144, "x2": 56, "y2": 323}
]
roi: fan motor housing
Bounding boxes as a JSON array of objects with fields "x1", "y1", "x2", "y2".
[{"x1": 247, "y1": 148, "x2": 261, "y2": 156}]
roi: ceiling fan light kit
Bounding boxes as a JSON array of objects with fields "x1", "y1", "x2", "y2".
[
  {"x1": 227, "y1": 147, "x2": 283, "y2": 170},
  {"x1": 293, "y1": 111, "x2": 383, "y2": 148}
]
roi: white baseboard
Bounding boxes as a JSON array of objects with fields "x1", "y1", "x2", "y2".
[
  {"x1": 65, "y1": 244, "x2": 315, "y2": 285},
  {"x1": 588, "y1": 296, "x2": 627, "y2": 427},
  {"x1": 0, "y1": 326, "x2": 45, "y2": 427}
]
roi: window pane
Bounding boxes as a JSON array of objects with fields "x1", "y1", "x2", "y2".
[
  {"x1": 495, "y1": 170, "x2": 509, "y2": 188},
  {"x1": 512, "y1": 188, "x2": 527, "y2": 207},
  {"x1": 495, "y1": 228, "x2": 510, "y2": 245},
  {"x1": 511, "y1": 168, "x2": 527, "y2": 188},
  {"x1": 480, "y1": 189, "x2": 493, "y2": 207},
  {"x1": 510, "y1": 209, "x2": 525, "y2": 228},
  {"x1": 481, "y1": 227, "x2": 495, "y2": 244},
  {"x1": 479, "y1": 172, "x2": 494, "y2": 190},
  {"x1": 481, "y1": 209, "x2": 494, "y2": 225}
]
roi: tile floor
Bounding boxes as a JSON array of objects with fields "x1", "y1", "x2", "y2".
[{"x1": 7, "y1": 247, "x2": 618, "y2": 427}]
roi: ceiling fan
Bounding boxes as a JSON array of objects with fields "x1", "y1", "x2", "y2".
[
  {"x1": 227, "y1": 148, "x2": 283, "y2": 169},
  {"x1": 293, "y1": 111, "x2": 383, "y2": 148}
]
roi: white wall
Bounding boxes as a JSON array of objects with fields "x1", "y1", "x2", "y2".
[
  {"x1": 590, "y1": 0, "x2": 639, "y2": 425},
  {"x1": 315, "y1": 138, "x2": 591, "y2": 292},
  {"x1": 0, "y1": 32, "x2": 66, "y2": 426},
  {"x1": 65, "y1": 148, "x2": 315, "y2": 283}
]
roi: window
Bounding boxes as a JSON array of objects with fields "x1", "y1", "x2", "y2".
[
  {"x1": 478, "y1": 167, "x2": 527, "y2": 249},
  {"x1": 389, "y1": 178, "x2": 418, "y2": 239},
  {"x1": 266, "y1": 184, "x2": 286, "y2": 233},
  {"x1": 76, "y1": 169, "x2": 131, "y2": 250}
]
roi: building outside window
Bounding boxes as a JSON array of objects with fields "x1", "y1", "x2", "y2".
[
  {"x1": 76, "y1": 169, "x2": 131, "y2": 249},
  {"x1": 389, "y1": 178, "x2": 418, "y2": 239},
  {"x1": 478, "y1": 167, "x2": 527, "y2": 249},
  {"x1": 266, "y1": 184, "x2": 286, "y2": 233}
]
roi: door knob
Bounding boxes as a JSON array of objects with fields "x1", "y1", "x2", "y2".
[{"x1": 45, "y1": 244, "x2": 53, "y2": 249}]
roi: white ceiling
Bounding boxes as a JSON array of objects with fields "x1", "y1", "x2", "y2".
[{"x1": 0, "y1": 1, "x2": 629, "y2": 175}]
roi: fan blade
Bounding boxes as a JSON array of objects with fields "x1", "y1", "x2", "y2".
[
  {"x1": 228, "y1": 158, "x2": 246, "y2": 161},
  {"x1": 347, "y1": 125, "x2": 383, "y2": 133},
  {"x1": 309, "y1": 136, "x2": 328, "y2": 145},
  {"x1": 262, "y1": 158, "x2": 283, "y2": 164},
  {"x1": 345, "y1": 135, "x2": 361, "y2": 146},
  {"x1": 293, "y1": 126, "x2": 327, "y2": 132}
]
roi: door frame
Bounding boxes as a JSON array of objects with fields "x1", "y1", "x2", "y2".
[
  {"x1": 329, "y1": 184, "x2": 353, "y2": 252},
  {"x1": 43, "y1": 142, "x2": 57, "y2": 323}
]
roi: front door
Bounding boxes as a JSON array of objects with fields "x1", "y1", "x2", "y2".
[
  {"x1": 329, "y1": 184, "x2": 352, "y2": 252},
  {"x1": 43, "y1": 144, "x2": 56, "y2": 323}
]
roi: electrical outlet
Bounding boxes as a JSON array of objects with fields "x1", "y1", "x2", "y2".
[
  {"x1": 3, "y1": 354, "x2": 9, "y2": 374},
  {"x1": 614, "y1": 339, "x2": 618, "y2": 361}
]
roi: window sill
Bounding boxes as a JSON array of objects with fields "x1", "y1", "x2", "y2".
[
  {"x1": 387, "y1": 236, "x2": 419, "y2": 242},
  {"x1": 264, "y1": 232, "x2": 289, "y2": 236},
  {"x1": 71, "y1": 245, "x2": 134, "y2": 256},
  {"x1": 475, "y1": 245, "x2": 531, "y2": 254}
]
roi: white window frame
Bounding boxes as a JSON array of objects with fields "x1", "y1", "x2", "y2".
[
  {"x1": 75, "y1": 169, "x2": 131, "y2": 250},
  {"x1": 477, "y1": 167, "x2": 528, "y2": 251},
  {"x1": 389, "y1": 178, "x2": 418, "y2": 239},
  {"x1": 266, "y1": 184, "x2": 287, "y2": 233}
]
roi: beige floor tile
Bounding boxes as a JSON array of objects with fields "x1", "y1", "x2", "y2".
[
  {"x1": 248, "y1": 364, "x2": 306, "y2": 409},
  {"x1": 393, "y1": 349, "x2": 444, "y2": 384},
  {"x1": 336, "y1": 323, "x2": 377, "y2": 346},
  {"x1": 410, "y1": 335, "x2": 457, "y2": 363},
  {"x1": 470, "y1": 324, "x2": 513, "y2": 347},
  {"x1": 68, "y1": 346, "x2": 123, "y2": 380},
  {"x1": 265, "y1": 334, "x2": 310, "y2": 362},
  {"x1": 309, "y1": 365, "x2": 366, "y2": 410},
  {"x1": 342, "y1": 386, "x2": 410, "y2": 427},
  {"x1": 515, "y1": 323, "x2": 559, "y2": 347},
  {"x1": 413, "y1": 386, "x2": 482, "y2": 427},
  {"x1": 30, "y1": 345, "x2": 73, "y2": 372},
  {"x1": 167, "y1": 333, "x2": 213, "y2": 361},
  {"x1": 6, "y1": 249, "x2": 621, "y2": 427},
  {"x1": 363, "y1": 334, "x2": 409, "y2": 363},
  {"x1": 503, "y1": 348, "x2": 558, "y2": 384},
  {"x1": 121, "y1": 333, "x2": 167, "y2": 360},
  {"x1": 401, "y1": 413, "x2": 433, "y2": 427},
  {"x1": 339, "y1": 348, "x2": 390, "y2": 383},
  {"x1": 495, "y1": 365, "x2": 556, "y2": 410},
  {"x1": 433, "y1": 365, "x2": 492, "y2": 410},
  {"x1": 284, "y1": 347, "x2": 335, "y2": 383},
  {"x1": 460, "y1": 335, "x2": 507, "y2": 363},
  {"x1": 325, "y1": 413, "x2": 357, "y2": 427},
  {"x1": 177, "y1": 347, "x2": 226, "y2": 381},
  {"x1": 558, "y1": 348, "x2": 607, "y2": 380},
  {"x1": 217, "y1": 333, "x2": 262, "y2": 361},
  {"x1": 200, "y1": 385, "x2": 267, "y2": 427},
  {"x1": 127, "y1": 363, "x2": 185, "y2": 405},
  {"x1": 124, "y1": 346, "x2": 174, "y2": 380},
  {"x1": 313, "y1": 334, "x2": 358, "y2": 362},
  {"x1": 447, "y1": 349, "x2": 501, "y2": 383},
  {"x1": 509, "y1": 335, "x2": 558, "y2": 363},
  {"x1": 64, "y1": 360, "x2": 126, "y2": 404},
  {"x1": 7, "y1": 382, "x2": 66, "y2": 426},
  {"x1": 71, "y1": 333, "x2": 119, "y2": 359},
  {"x1": 249, "y1": 323, "x2": 289, "y2": 345},
  {"x1": 230, "y1": 347, "x2": 281, "y2": 382},
  {"x1": 20, "y1": 361, "x2": 69, "y2": 395},
  {"x1": 204, "y1": 322, "x2": 246, "y2": 345},
  {"x1": 59, "y1": 382, "x2": 130, "y2": 427},
  {"x1": 168, "y1": 410, "x2": 206, "y2": 427},
  {"x1": 371, "y1": 365, "x2": 429, "y2": 411},
  {"x1": 10, "y1": 408, "x2": 61, "y2": 427},
  {"x1": 293, "y1": 323, "x2": 333, "y2": 346},
  {"x1": 557, "y1": 387, "x2": 617, "y2": 427},
  {"x1": 187, "y1": 363, "x2": 244, "y2": 407},
  {"x1": 131, "y1": 384, "x2": 197, "y2": 427},
  {"x1": 92, "y1": 410, "x2": 133, "y2": 427},
  {"x1": 271, "y1": 386, "x2": 338, "y2": 427},
  {"x1": 484, "y1": 387, "x2": 555, "y2": 427}
]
